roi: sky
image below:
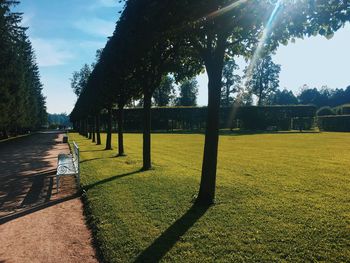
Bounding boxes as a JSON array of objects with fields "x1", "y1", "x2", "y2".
[{"x1": 17, "y1": 1, "x2": 350, "y2": 114}]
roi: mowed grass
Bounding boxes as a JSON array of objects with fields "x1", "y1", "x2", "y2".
[{"x1": 69, "y1": 132, "x2": 350, "y2": 262}]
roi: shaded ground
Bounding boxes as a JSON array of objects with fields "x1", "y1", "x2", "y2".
[{"x1": 0, "y1": 131, "x2": 97, "y2": 263}]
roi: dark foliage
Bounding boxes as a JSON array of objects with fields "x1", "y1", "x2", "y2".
[
  {"x1": 318, "y1": 115, "x2": 350, "y2": 132},
  {"x1": 0, "y1": 0, "x2": 47, "y2": 138},
  {"x1": 107, "y1": 105, "x2": 316, "y2": 132}
]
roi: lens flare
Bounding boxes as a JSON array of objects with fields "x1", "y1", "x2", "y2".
[
  {"x1": 206, "y1": 0, "x2": 249, "y2": 20},
  {"x1": 245, "y1": 0, "x2": 283, "y2": 84},
  {"x1": 227, "y1": 0, "x2": 284, "y2": 127}
]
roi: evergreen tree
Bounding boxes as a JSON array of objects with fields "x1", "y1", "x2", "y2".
[{"x1": 0, "y1": 0, "x2": 46, "y2": 137}]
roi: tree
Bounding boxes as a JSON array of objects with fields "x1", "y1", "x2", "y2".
[
  {"x1": 268, "y1": 88, "x2": 298, "y2": 105},
  {"x1": 153, "y1": 75, "x2": 175, "y2": 106},
  {"x1": 113, "y1": 1, "x2": 202, "y2": 170},
  {"x1": 70, "y1": 64, "x2": 91, "y2": 97},
  {"x1": 237, "y1": 91, "x2": 253, "y2": 106},
  {"x1": 298, "y1": 86, "x2": 323, "y2": 106},
  {"x1": 176, "y1": 78, "x2": 199, "y2": 106},
  {"x1": 0, "y1": 0, "x2": 46, "y2": 138},
  {"x1": 167, "y1": 0, "x2": 350, "y2": 205},
  {"x1": 221, "y1": 58, "x2": 241, "y2": 107},
  {"x1": 245, "y1": 54, "x2": 281, "y2": 106}
]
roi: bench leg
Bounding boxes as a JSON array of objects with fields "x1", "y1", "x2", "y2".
[
  {"x1": 56, "y1": 175, "x2": 59, "y2": 193},
  {"x1": 77, "y1": 173, "x2": 80, "y2": 188}
]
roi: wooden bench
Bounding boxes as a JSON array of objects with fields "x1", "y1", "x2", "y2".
[{"x1": 56, "y1": 141, "x2": 80, "y2": 193}]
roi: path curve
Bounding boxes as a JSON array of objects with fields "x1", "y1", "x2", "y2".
[{"x1": 0, "y1": 131, "x2": 97, "y2": 263}]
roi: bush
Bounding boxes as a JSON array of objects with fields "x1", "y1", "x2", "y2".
[
  {"x1": 317, "y1": 106, "x2": 335, "y2": 116},
  {"x1": 318, "y1": 115, "x2": 350, "y2": 132}
]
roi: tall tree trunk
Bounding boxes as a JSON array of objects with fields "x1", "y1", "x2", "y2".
[
  {"x1": 96, "y1": 115, "x2": 101, "y2": 145},
  {"x1": 105, "y1": 108, "x2": 112, "y2": 150},
  {"x1": 79, "y1": 120, "x2": 82, "y2": 135},
  {"x1": 258, "y1": 90, "x2": 263, "y2": 106},
  {"x1": 88, "y1": 118, "x2": 92, "y2": 139},
  {"x1": 92, "y1": 117, "x2": 96, "y2": 143},
  {"x1": 226, "y1": 85, "x2": 230, "y2": 106},
  {"x1": 258, "y1": 76, "x2": 263, "y2": 106},
  {"x1": 86, "y1": 119, "x2": 89, "y2": 138},
  {"x1": 142, "y1": 92, "x2": 152, "y2": 170},
  {"x1": 196, "y1": 41, "x2": 226, "y2": 205},
  {"x1": 3, "y1": 129, "x2": 9, "y2": 139},
  {"x1": 117, "y1": 104, "x2": 125, "y2": 156}
]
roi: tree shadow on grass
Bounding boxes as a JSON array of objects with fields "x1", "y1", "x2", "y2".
[
  {"x1": 83, "y1": 170, "x2": 143, "y2": 191},
  {"x1": 80, "y1": 149, "x2": 107, "y2": 153},
  {"x1": 134, "y1": 204, "x2": 210, "y2": 262},
  {"x1": 80, "y1": 158, "x2": 103, "y2": 164}
]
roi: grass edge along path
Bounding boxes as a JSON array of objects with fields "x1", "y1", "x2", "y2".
[{"x1": 70, "y1": 132, "x2": 350, "y2": 262}]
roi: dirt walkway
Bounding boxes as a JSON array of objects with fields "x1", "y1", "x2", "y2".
[{"x1": 0, "y1": 132, "x2": 97, "y2": 263}]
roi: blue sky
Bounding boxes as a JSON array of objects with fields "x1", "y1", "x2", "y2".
[{"x1": 17, "y1": 1, "x2": 350, "y2": 114}]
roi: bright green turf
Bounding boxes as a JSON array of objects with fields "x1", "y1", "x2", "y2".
[{"x1": 69, "y1": 132, "x2": 350, "y2": 262}]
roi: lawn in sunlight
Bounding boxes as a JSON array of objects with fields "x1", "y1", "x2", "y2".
[{"x1": 69, "y1": 132, "x2": 350, "y2": 262}]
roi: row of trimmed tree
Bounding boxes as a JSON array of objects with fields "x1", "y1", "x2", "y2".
[
  {"x1": 71, "y1": 0, "x2": 350, "y2": 205},
  {"x1": 0, "y1": 1, "x2": 47, "y2": 139}
]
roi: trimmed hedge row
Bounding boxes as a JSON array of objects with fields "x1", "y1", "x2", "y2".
[
  {"x1": 111, "y1": 105, "x2": 316, "y2": 131},
  {"x1": 318, "y1": 115, "x2": 350, "y2": 132},
  {"x1": 235, "y1": 106, "x2": 316, "y2": 130}
]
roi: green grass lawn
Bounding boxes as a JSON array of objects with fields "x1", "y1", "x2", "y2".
[{"x1": 69, "y1": 132, "x2": 350, "y2": 262}]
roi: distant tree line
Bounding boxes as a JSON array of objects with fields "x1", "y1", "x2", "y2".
[
  {"x1": 0, "y1": 1, "x2": 47, "y2": 139},
  {"x1": 48, "y1": 113, "x2": 71, "y2": 129}
]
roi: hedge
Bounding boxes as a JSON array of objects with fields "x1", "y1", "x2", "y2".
[
  {"x1": 318, "y1": 115, "x2": 350, "y2": 132},
  {"x1": 109, "y1": 105, "x2": 316, "y2": 132}
]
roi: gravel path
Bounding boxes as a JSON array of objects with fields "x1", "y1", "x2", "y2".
[{"x1": 0, "y1": 131, "x2": 97, "y2": 263}]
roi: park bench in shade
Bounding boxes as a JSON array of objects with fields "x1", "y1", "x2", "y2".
[{"x1": 56, "y1": 141, "x2": 80, "y2": 193}]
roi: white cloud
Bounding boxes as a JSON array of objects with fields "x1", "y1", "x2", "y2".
[
  {"x1": 31, "y1": 38, "x2": 74, "y2": 67},
  {"x1": 74, "y1": 18, "x2": 115, "y2": 37}
]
